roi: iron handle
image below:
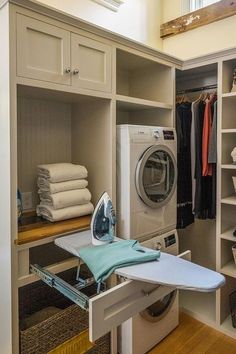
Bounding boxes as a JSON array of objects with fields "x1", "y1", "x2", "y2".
[
  {"x1": 73, "y1": 68, "x2": 80, "y2": 75},
  {"x1": 65, "y1": 67, "x2": 71, "y2": 74}
]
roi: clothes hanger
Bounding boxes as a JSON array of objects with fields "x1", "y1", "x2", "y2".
[
  {"x1": 196, "y1": 91, "x2": 204, "y2": 102},
  {"x1": 203, "y1": 91, "x2": 210, "y2": 102},
  {"x1": 181, "y1": 94, "x2": 192, "y2": 104}
]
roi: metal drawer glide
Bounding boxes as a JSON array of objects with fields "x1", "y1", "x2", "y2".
[{"x1": 30, "y1": 264, "x2": 91, "y2": 310}]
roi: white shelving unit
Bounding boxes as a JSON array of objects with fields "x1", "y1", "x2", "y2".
[
  {"x1": 116, "y1": 94, "x2": 173, "y2": 110},
  {"x1": 220, "y1": 260, "x2": 236, "y2": 278},
  {"x1": 116, "y1": 49, "x2": 174, "y2": 127},
  {"x1": 220, "y1": 227, "x2": 236, "y2": 241},
  {"x1": 221, "y1": 196, "x2": 236, "y2": 205},
  {"x1": 221, "y1": 164, "x2": 236, "y2": 169},
  {"x1": 217, "y1": 57, "x2": 236, "y2": 339},
  {"x1": 221, "y1": 129, "x2": 236, "y2": 133}
]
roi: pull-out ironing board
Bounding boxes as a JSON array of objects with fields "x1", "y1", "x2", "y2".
[
  {"x1": 31, "y1": 230, "x2": 225, "y2": 342},
  {"x1": 54, "y1": 230, "x2": 224, "y2": 292}
]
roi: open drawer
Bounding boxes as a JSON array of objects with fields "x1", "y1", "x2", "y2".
[{"x1": 31, "y1": 231, "x2": 225, "y2": 342}]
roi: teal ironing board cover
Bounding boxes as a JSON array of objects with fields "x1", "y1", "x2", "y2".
[{"x1": 78, "y1": 239, "x2": 160, "y2": 283}]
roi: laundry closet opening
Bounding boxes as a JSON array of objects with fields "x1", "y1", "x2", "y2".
[{"x1": 176, "y1": 63, "x2": 218, "y2": 325}]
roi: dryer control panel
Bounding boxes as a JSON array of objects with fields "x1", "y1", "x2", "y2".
[
  {"x1": 164, "y1": 233, "x2": 176, "y2": 247},
  {"x1": 141, "y1": 230, "x2": 179, "y2": 256},
  {"x1": 152, "y1": 128, "x2": 176, "y2": 141},
  {"x1": 163, "y1": 130, "x2": 175, "y2": 140}
]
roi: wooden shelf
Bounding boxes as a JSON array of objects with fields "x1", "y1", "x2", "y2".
[
  {"x1": 221, "y1": 129, "x2": 236, "y2": 134},
  {"x1": 16, "y1": 213, "x2": 91, "y2": 245},
  {"x1": 116, "y1": 94, "x2": 173, "y2": 111},
  {"x1": 221, "y1": 195, "x2": 236, "y2": 206},
  {"x1": 222, "y1": 92, "x2": 236, "y2": 98},
  {"x1": 220, "y1": 260, "x2": 236, "y2": 278},
  {"x1": 221, "y1": 228, "x2": 236, "y2": 242},
  {"x1": 221, "y1": 164, "x2": 236, "y2": 169}
]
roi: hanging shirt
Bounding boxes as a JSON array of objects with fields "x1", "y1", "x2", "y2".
[
  {"x1": 176, "y1": 102, "x2": 194, "y2": 229},
  {"x1": 208, "y1": 101, "x2": 217, "y2": 164},
  {"x1": 208, "y1": 101, "x2": 217, "y2": 219},
  {"x1": 191, "y1": 100, "x2": 199, "y2": 212},
  {"x1": 202, "y1": 95, "x2": 217, "y2": 176}
]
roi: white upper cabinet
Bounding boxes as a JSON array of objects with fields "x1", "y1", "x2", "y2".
[
  {"x1": 16, "y1": 15, "x2": 112, "y2": 93},
  {"x1": 17, "y1": 15, "x2": 71, "y2": 85},
  {"x1": 71, "y1": 34, "x2": 112, "y2": 92}
]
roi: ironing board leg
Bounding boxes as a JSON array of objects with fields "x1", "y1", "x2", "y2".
[
  {"x1": 76, "y1": 259, "x2": 81, "y2": 282},
  {"x1": 97, "y1": 282, "x2": 101, "y2": 294}
]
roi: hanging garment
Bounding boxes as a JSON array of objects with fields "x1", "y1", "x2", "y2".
[
  {"x1": 208, "y1": 101, "x2": 217, "y2": 218},
  {"x1": 208, "y1": 101, "x2": 217, "y2": 164},
  {"x1": 202, "y1": 94, "x2": 217, "y2": 176},
  {"x1": 191, "y1": 100, "x2": 199, "y2": 212},
  {"x1": 176, "y1": 102, "x2": 194, "y2": 229},
  {"x1": 194, "y1": 100, "x2": 216, "y2": 219}
]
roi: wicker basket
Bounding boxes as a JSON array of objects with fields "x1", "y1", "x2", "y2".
[
  {"x1": 19, "y1": 267, "x2": 110, "y2": 354},
  {"x1": 229, "y1": 291, "x2": 236, "y2": 328}
]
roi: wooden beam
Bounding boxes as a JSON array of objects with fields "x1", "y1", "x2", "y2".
[{"x1": 161, "y1": 0, "x2": 236, "y2": 38}]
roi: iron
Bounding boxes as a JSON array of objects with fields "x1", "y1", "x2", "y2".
[{"x1": 91, "y1": 192, "x2": 116, "y2": 245}]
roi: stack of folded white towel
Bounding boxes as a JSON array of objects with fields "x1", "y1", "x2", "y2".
[{"x1": 36, "y1": 163, "x2": 94, "y2": 222}]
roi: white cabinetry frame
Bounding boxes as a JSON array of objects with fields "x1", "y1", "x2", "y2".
[
  {"x1": 17, "y1": 14, "x2": 112, "y2": 92},
  {"x1": 71, "y1": 33, "x2": 112, "y2": 92},
  {"x1": 17, "y1": 15, "x2": 71, "y2": 85}
]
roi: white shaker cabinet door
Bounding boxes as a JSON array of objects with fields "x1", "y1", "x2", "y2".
[
  {"x1": 71, "y1": 33, "x2": 112, "y2": 92},
  {"x1": 17, "y1": 15, "x2": 71, "y2": 85}
]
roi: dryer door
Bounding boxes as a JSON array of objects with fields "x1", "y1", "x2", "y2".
[
  {"x1": 140, "y1": 289, "x2": 177, "y2": 323},
  {"x1": 136, "y1": 145, "x2": 177, "y2": 209}
]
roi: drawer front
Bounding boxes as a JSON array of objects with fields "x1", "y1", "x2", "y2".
[
  {"x1": 89, "y1": 250, "x2": 191, "y2": 342},
  {"x1": 71, "y1": 33, "x2": 112, "y2": 92},
  {"x1": 17, "y1": 15, "x2": 71, "y2": 85},
  {"x1": 30, "y1": 263, "x2": 174, "y2": 343},
  {"x1": 89, "y1": 279, "x2": 175, "y2": 342}
]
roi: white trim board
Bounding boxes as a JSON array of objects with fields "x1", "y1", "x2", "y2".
[{"x1": 92, "y1": 0, "x2": 124, "y2": 12}]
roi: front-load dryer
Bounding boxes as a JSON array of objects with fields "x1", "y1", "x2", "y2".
[
  {"x1": 117, "y1": 124, "x2": 177, "y2": 240},
  {"x1": 119, "y1": 229, "x2": 179, "y2": 354}
]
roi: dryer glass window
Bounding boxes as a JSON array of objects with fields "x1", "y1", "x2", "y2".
[
  {"x1": 143, "y1": 150, "x2": 175, "y2": 204},
  {"x1": 140, "y1": 290, "x2": 177, "y2": 322}
]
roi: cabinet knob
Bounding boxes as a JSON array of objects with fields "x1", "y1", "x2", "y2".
[
  {"x1": 73, "y1": 69, "x2": 79, "y2": 75},
  {"x1": 65, "y1": 67, "x2": 71, "y2": 74}
]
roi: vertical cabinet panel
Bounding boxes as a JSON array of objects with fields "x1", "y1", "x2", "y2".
[
  {"x1": 17, "y1": 15, "x2": 71, "y2": 85},
  {"x1": 71, "y1": 33, "x2": 112, "y2": 92}
]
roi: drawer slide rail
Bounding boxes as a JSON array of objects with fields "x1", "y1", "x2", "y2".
[{"x1": 30, "y1": 264, "x2": 90, "y2": 310}]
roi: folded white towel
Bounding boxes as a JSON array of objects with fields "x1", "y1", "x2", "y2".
[
  {"x1": 38, "y1": 163, "x2": 88, "y2": 183},
  {"x1": 37, "y1": 177, "x2": 88, "y2": 194},
  {"x1": 36, "y1": 203, "x2": 94, "y2": 222},
  {"x1": 39, "y1": 189, "x2": 91, "y2": 209}
]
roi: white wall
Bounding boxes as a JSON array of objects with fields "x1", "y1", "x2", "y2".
[
  {"x1": 162, "y1": 0, "x2": 236, "y2": 59},
  {"x1": 38, "y1": 0, "x2": 163, "y2": 50},
  {"x1": 162, "y1": 0, "x2": 182, "y2": 23}
]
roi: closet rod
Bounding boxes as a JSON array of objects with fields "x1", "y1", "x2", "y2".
[{"x1": 176, "y1": 84, "x2": 217, "y2": 95}]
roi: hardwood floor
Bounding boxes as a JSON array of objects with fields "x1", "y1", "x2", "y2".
[{"x1": 149, "y1": 313, "x2": 236, "y2": 354}]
